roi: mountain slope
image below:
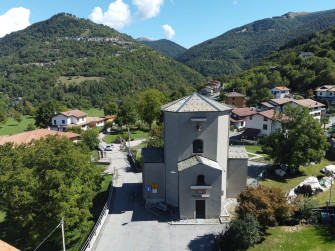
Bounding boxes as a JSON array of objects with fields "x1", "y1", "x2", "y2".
[
  {"x1": 138, "y1": 38, "x2": 187, "y2": 58},
  {"x1": 0, "y1": 13, "x2": 205, "y2": 108},
  {"x1": 177, "y1": 9, "x2": 335, "y2": 77},
  {"x1": 222, "y1": 25, "x2": 335, "y2": 96}
]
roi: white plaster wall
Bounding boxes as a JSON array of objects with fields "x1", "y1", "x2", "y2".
[
  {"x1": 52, "y1": 114, "x2": 70, "y2": 126},
  {"x1": 245, "y1": 114, "x2": 274, "y2": 136}
]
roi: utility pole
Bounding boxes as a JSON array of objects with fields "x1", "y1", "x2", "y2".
[
  {"x1": 127, "y1": 127, "x2": 131, "y2": 157},
  {"x1": 61, "y1": 217, "x2": 66, "y2": 251}
]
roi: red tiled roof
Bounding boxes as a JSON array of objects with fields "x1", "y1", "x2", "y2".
[
  {"x1": 232, "y1": 107, "x2": 257, "y2": 117},
  {"x1": 258, "y1": 110, "x2": 288, "y2": 121},
  {"x1": 274, "y1": 86, "x2": 290, "y2": 91},
  {"x1": 230, "y1": 117, "x2": 245, "y2": 123},
  {"x1": 0, "y1": 240, "x2": 20, "y2": 251},
  {"x1": 0, "y1": 129, "x2": 80, "y2": 146},
  {"x1": 59, "y1": 109, "x2": 88, "y2": 118},
  {"x1": 86, "y1": 117, "x2": 106, "y2": 123}
]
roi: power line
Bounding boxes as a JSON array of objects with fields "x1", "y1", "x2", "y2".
[{"x1": 34, "y1": 219, "x2": 63, "y2": 251}]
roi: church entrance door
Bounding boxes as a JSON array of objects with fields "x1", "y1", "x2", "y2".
[{"x1": 195, "y1": 200, "x2": 205, "y2": 218}]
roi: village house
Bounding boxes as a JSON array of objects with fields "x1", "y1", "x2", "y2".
[
  {"x1": 243, "y1": 109, "x2": 284, "y2": 138},
  {"x1": 230, "y1": 107, "x2": 257, "y2": 129},
  {"x1": 224, "y1": 92, "x2": 246, "y2": 108},
  {"x1": 261, "y1": 98, "x2": 324, "y2": 120},
  {"x1": 204, "y1": 80, "x2": 221, "y2": 93},
  {"x1": 142, "y1": 93, "x2": 248, "y2": 219},
  {"x1": 315, "y1": 85, "x2": 335, "y2": 102},
  {"x1": 49, "y1": 109, "x2": 107, "y2": 132},
  {"x1": 299, "y1": 51, "x2": 315, "y2": 59},
  {"x1": 0, "y1": 129, "x2": 80, "y2": 146},
  {"x1": 270, "y1": 86, "x2": 290, "y2": 99}
]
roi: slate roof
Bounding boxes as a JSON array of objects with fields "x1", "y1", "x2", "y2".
[
  {"x1": 269, "y1": 98, "x2": 294, "y2": 105},
  {"x1": 228, "y1": 146, "x2": 248, "y2": 159},
  {"x1": 316, "y1": 85, "x2": 335, "y2": 92},
  {"x1": 292, "y1": 99, "x2": 325, "y2": 108},
  {"x1": 142, "y1": 147, "x2": 164, "y2": 163},
  {"x1": 59, "y1": 109, "x2": 88, "y2": 118},
  {"x1": 161, "y1": 93, "x2": 232, "y2": 113},
  {"x1": 177, "y1": 155, "x2": 222, "y2": 172},
  {"x1": 0, "y1": 129, "x2": 80, "y2": 146},
  {"x1": 224, "y1": 92, "x2": 246, "y2": 97}
]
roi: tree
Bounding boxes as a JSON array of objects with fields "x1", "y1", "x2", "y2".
[
  {"x1": 236, "y1": 185, "x2": 295, "y2": 229},
  {"x1": 81, "y1": 128, "x2": 99, "y2": 150},
  {"x1": 26, "y1": 123, "x2": 36, "y2": 131},
  {"x1": 115, "y1": 96, "x2": 138, "y2": 127},
  {"x1": 0, "y1": 136, "x2": 102, "y2": 247},
  {"x1": 35, "y1": 100, "x2": 63, "y2": 128},
  {"x1": 136, "y1": 90, "x2": 165, "y2": 130},
  {"x1": 103, "y1": 102, "x2": 118, "y2": 116},
  {"x1": 262, "y1": 105, "x2": 329, "y2": 170},
  {"x1": 147, "y1": 124, "x2": 164, "y2": 147},
  {"x1": 0, "y1": 100, "x2": 8, "y2": 124},
  {"x1": 247, "y1": 87, "x2": 273, "y2": 107},
  {"x1": 320, "y1": 116, "x2": 330, "y2": 132},
  {"x1": 13, "y1": 111, "x2": 22, "y2": 123},
  {"x1": 219, "y1": 214, "x2": 261, "y2": 250}
]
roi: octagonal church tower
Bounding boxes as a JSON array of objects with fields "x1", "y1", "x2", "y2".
[{"x1": 142, "y1": 93, "x2": 247, "y2": 219}]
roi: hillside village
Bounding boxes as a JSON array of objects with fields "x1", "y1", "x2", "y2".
[{"x1": 1, "y1": 8, "x2": 335, "y2": 251}]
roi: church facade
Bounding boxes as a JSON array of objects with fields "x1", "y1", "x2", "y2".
[{"x1": 142, "y1": 93, "x2": 248, "y2": 219}]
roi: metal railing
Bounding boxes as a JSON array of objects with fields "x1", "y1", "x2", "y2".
[{"x1": 80, "y1": 176, "x2": 115, "y2": 251}]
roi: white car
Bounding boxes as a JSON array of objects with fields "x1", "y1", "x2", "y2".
[{"x1": 104, "y1": 144, "x2": 114, "y2": 151}]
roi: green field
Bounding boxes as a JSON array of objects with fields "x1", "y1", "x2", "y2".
[
  {"x1": 57, "y1": 76, "x2": 101, "y2": 85},
  {"x1": 249, "y1": 225, "x2": 335, "y2": 251},
  {"x1": 83, "y1": 108, "x2": 104, "y2": 117},
  {"x1": 0, "y1": 116, "x2": 35, "y2": 136}
]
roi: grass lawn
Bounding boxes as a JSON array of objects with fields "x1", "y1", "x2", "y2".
[
  {"x1": 0, "y1": 116, "x2": 35, "y2": 136},
  {"x1": 261, "y1": 158, "x2": 335, "y2": 192},
  {"x1": 103, "y1": 128, "x2": 149, "y2": 143},
  {"x1": 82, "y1": 108, "x2": 104, "y2": 117},
  {"x1": 245, "y1": 145, "x2": 272, "y2": 163},
  {"x1": 58, "y1": 76, "x2": 101, "y2": 85},
  {"x1": 0, "y1": 210, "x2": 5, "y2": 223},
  {"x1": 249, "y1": 224, "x2": 335, "y2": 251}
]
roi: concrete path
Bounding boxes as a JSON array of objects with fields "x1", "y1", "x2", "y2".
[
  {"x1": 93, "y1": 149, "x2": 225, "y2": 251},
  {"x1": 247, "y1": 152, "x2": 263, "y2": 160}
]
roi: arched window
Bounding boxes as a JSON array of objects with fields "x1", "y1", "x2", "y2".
[
  {"x1": 197, "y1": 175, "x2": 205, "y2": 185},
  {"x1": 193, "y1": 139, "x2": 203, "y2": 153}
]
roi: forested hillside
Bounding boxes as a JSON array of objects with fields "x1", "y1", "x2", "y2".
[
  {"x1": 177, "y1": 9, "x2": 335, "y2": 77},
  {"x1": 138, "y1": 38, "x2": 186, "y2": 58},
  {"x1": 221, "y1": 25, "x2": 335, "y2": 97},
  {"x1": 0, "y1": 13, "x2": 205, "y2": 109}
]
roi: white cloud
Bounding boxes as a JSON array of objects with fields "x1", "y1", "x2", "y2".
[
  {"x1": 162, "y1": 24, "x2": 175, "y2": 39},
  {"x1": 0, "y1": 7, "x2": 30, "y2": 38},
  {"x1": 89, "y1": 0, "x2": 131, "y2": 29},
  {"x1": 133, "y1": 0, "x2": 164, "y2": 20}
]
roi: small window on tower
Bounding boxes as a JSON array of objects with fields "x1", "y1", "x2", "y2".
[
  {"x1": 197, "y1": 175, "x2": 205, "y2": 186},
  {"x1": 193, "y1": 139, "x2": 203, "y2": 153}
]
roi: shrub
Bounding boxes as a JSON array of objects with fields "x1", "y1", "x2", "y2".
[
  {"x1": 295, "y1": 198, "x2": 319, "y2": 224},
  {"x1": 237, "y1": 185, "x2": 296, "y2": 229},
  {"x1": 230, "y1": 125, "x2": 234, "y2": 131},
  {"x1": 219, "y1": 213, "x2": 261, "y2": 250}
]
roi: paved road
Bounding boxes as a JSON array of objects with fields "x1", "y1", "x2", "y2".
[{"x1": 93, "y1": 149, "x2": 225, "y2": 251}]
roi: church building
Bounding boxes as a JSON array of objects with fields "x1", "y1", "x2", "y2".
[{"x1": 142, "y1": 93, "x2": 248, "y2": 219}]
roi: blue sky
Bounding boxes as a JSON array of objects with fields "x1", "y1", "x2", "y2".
[{"x1": 0, "y1": 0, "x2": 334, "y2": 48}]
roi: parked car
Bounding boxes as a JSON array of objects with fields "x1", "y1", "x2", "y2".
[{"x1": 104, "y1": 144, "x2": 114, "y2": 151}]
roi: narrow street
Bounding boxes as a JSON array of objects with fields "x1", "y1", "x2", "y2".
[{"x1": 92, "y1": 142, "x2": 225, "y2": 251}]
